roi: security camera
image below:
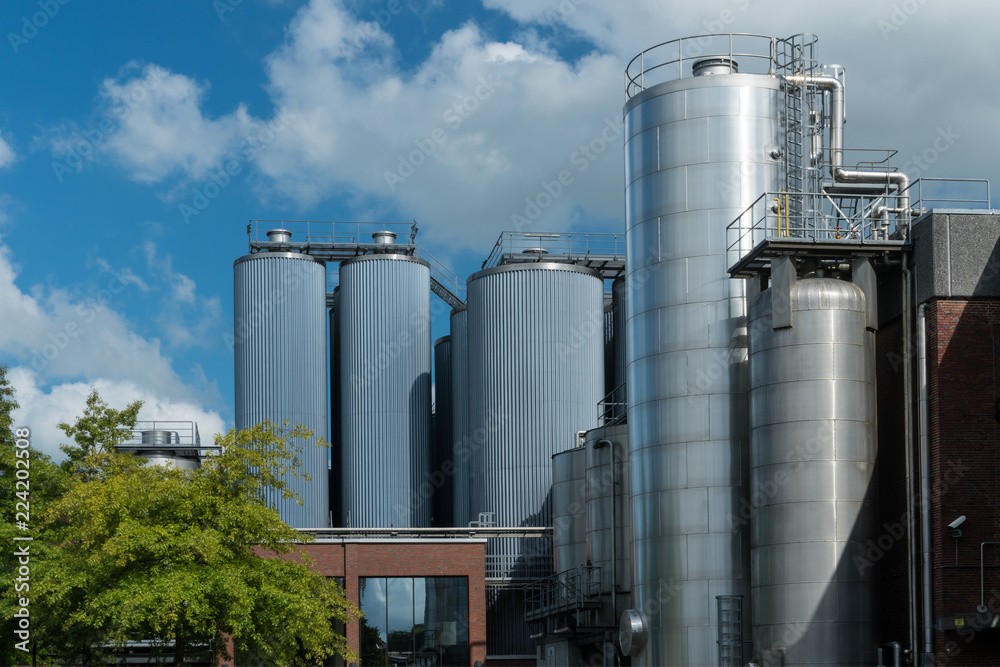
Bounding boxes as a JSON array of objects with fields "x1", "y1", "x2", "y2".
[{"x1": 949, "y1": 516, "x2": 967, "y2": 530}]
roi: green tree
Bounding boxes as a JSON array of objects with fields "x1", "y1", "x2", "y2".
[
  {"x1": 0, "y1": 365, "x2": 69, "y2": 667},
  {"x1": 57, "y1": 387, "x2": 142, "y2": 470},
  {"x1": 31, "y1": 408, "x2": 358, "y2": 665}
]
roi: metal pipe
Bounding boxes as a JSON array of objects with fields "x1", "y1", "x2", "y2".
[
  {"x1": 917, "y1": 303, "x2": 933, "y2": 661},
  {"x1": 790, "y1": 72, "x2": 911, "y2": 217},
  {"x1": 902, "y1": 260, "x2": 919, "y2": 660},
  {"x1": 595, "y1": 438, "x2": 616, "y2": 621},
  {"x1": 978, "y1": 542, "x2": 1000, "y2": 613}
]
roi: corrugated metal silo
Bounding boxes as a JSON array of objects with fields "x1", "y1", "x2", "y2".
[
  {"x1": 329, "y1": 288, "x2": 342, "y2": 527},
  {"x1": 748, "y1": 277, "x2": 877, "y2": 665},
  {"x1": 433, "y1": 335, "x2": 453, "y2": 527},
  {"x1": 467, "y1": 262, "x2": 604, "y2": 573},
  {"x1": 551, "y1": 447, "x2": 588, "y2": 574},
  {"x1": 234, "y1": 248, "x2": 329, "y2": 529},
  {"x1": 623, "y1": 39, "x2": 784, "y2": 665},
  {"x1": 339, "y1": 254, "x2": 432, "y2": 528},
  {"x1": 449, "y1": 305, "x2": 474, "y2": 527},
  {"x1": 135, "y1": 430, "x2": 200, "y2": 471}
]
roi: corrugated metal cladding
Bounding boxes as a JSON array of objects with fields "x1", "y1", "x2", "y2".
[
  {"x1": 623, "y1": 70, "x2": 784, "y2": 666},
  {"x1": 748, "y1": 278, "x2": 877, "y2": 665},
  {"x1": 329, "y1": 288, "x2": 342, "y2": 527},
  {"x1": 449, "y1": 306, "x2": 475, "y2": 527},
  {"x1": 233, "y1": 252, "x2": 329, "y2": 529},
  {"x1": 432, "y1": 336, "x2": 453, "y2": 527},
  {"x1": 584, "y1": 424, "x2": 631, "y2": 606},
  {"x1": 339, "y1": 254, "x2": 432, "y2": 528},
  {"x1": 467, "y1": 262, "x2": 605, "y2": 577}
]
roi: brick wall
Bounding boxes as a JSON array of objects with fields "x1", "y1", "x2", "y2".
[
  {"x1": 926, "y1": 299, "x2": 1000, "y2": 666},
  {"x1": 259, "y1": 540, "x2": 487, "y2": 665}
]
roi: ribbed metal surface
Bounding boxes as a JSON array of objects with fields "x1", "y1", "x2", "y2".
[
  {"x1": 551, "y1": 447, "x2": 588, "y2": 573},
  {"x1": 585, "y1": 425, "x2": 630, "y2": 601},
  {"x1": 234, "y1": 252, "x2": 329, "y2": 529},
  {"x1": 468, "y1": 263, "x2": 604, "y2": 580},
  {"x1": 329, "y1": 289, "x2": 342, "y2": 527},
  {"x1": 613, "y1": 277, "x2": 627, "y2": 395},
  {"x1": 748, "y1": 277, "x2": 877, "y2": 665},
  {"x1": 339, "y1": 254, "x2": 432, "y2": 528},
  {"x1": 449, "y1": 306, "x2": 474, "y2": 527},
  {"x1": 623, "y1": 69, "x2": 784, "y2": 665},
  {"x1": 433, "y1": 336, "x2": 453, "y2": 527}
]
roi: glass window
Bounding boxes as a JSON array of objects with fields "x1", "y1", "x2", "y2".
[{"x1": 359, "y1": 577, "x2": 469, "y2": 666}]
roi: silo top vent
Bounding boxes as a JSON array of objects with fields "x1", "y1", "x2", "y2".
[
  {"x1": 693, "y1": 57, "x2": 738, "y2": 76},
  {"x1": 373, "y1": 231, "x2": 398, "y2": 245},
  {"x1": 266, "y1": 228, "x2": 292, "y2": 243}
]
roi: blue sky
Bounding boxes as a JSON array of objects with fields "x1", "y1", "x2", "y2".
[{"x1": 1, "y1": 0, "x2": 996, "y2": 458}]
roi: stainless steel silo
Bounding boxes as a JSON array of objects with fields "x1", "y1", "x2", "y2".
[
  {"x1": 623, "y1": 38, "x2": 784, "y2": 665},
  {"x1": 467, "y1": 262, "x2": 604, "y2": 575},
  {"x1": 339, "y1": 254, "x2": 432, "y2": 528},
  {"x1": 449, "y1": 305, "x2": 474, "y2": 527},
  {"x1": 234, "y1": 247, "x2": 329, "y2": 529},
  {"x1": 433, "y1": 335, "x2": 453, "y2": 527},
  {"x1": 584, "y1": 424, "x2": 630, "y2": 625},
  {"x1": 134, "y1": 430, "x2": 200, "y2": 471},
  {"x1": 748, "y1": 277, "x2": 877, "y2": 665},
  {"x1": 551, "y1": 447, "x2": 588, "y2": 574}
]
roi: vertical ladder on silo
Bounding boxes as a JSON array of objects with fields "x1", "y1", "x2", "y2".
[
  {"x1": 716, "y1": 595, "x2": 745, "y2": 667},
  {"x1": 783, "y1": 76, "x2": 807, "y2": 238}
]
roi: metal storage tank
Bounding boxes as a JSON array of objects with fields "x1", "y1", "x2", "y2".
[
  {"x1": 467, "y1": 262, "x2": 604, "y2": 575},
  {"x1": 433, "y1": 335, "x2": 453, "y2": 527},
  {"x1": 623, "y1": 36, "x2": 784, "y2": 665},
  {"x1": 449, "y1": 305, "x2": 475, "y2": 527},
  {"x1": 551, "y1": 447, "x2": 588, "y2": 574},
  {"x1": 584, "y1": 424, "x2": 630, "y2": 625},
  {"x1": 234, "y1": 239, "x2": 329, "y2": 529},
  {"x1": 329, "y1": 288, "x2": 342, "y2": 527},
  {"x1": 134, "y1": 430, "x2": 200, "y2": 471},
  {"x1": 748, "y1": 277, "x2": 877, "y2": 665},
  {"x1": 339, "y1": 253, "x2": 432, "y2": 528}
]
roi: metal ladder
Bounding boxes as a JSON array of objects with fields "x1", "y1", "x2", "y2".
[{"x1": 717, "y1": 595, "x2": 745, "y2": 666}]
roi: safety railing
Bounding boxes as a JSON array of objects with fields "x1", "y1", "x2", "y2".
[
  {"x1": 247, "y1": 219, "x2": 416, "y2": 247},
  {"x1": 482, "y1": 231, "x2": 624, "y2": 269},
  {"x1": 524, "y1": 565, "x2": 603, "y2": 621},
  {"x1": 905, "y1": 177, "x2": 991, "y2": 213},
  {"x1": 599, "y1": 382, "x2": 627, "y2": 426}
]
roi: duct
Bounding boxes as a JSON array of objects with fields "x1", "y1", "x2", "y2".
[
  {"x1": 917, "y1": 303, "x2": 932, "y2": 661},
  {"x1": 790, "y1": 73, "x2": 911, "y2": 221},
  {"x1": 902, "y1": 261, "x2": 918, "y2": 659}
]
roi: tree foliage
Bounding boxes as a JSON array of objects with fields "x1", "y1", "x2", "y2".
[{"x1": 1, "y1": 381, "x2": 357, "y2": 666}]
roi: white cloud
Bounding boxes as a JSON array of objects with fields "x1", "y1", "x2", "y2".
[
  {"x1": 57, "y1": 0, "x2": 1000, "y2": 250},
  {"x1": 0, "y1": 241, "x2": 227, "y2": 460},
  {"x1": 0, "y1": 131, "x2": 15, "y2": 169},
  {"x1": 7, "y1": 367, "x2": 227, "y2": 461},
  {"x1": 143, "y1": 242, "x2": 224, "y2": 349}
]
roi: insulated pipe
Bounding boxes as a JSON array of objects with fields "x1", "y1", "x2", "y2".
[
  {"x1": 594, "y1": 438, "x2": 616, "y2": 621},
  {"x1": 917, "y1": 303, "x2": 933, "y2": 661},
  {"x1": 902, "y1": 260, "x2": 919, "y2": 660},
  {"x1": 978, "y1": 542, "x2": 1000, "y2": 613},
  {"x1": 790, "y1": 73, "x2": 911, "y2": 221}
]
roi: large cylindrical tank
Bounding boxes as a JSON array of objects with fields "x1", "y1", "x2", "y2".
[
  {"x1": 234, "y1": 249, "x2": 329, "y2": 529},
  {"x1": 433, "y1": 335, "x2": 453, "y2": 527},
  {"x1": 584, "y1": 423, "x2": 630, "y2": 623},
  {"x1": 449, "y1": 306, "x2": 475, "y2": 527},
  {"x1": 748, "y1": 277, "x2": 877, "y2": 665},
  {"x1": 467, "y1": 262, "x2": 604, "y2": 576},
  {"x1": 623, "y1": 43, "x2": 784, "y2": 665},
  {"x1": 329, "y1": 288, "x2": 342, "y2": 527},
  {"x1": 551, "y1": 447, "x2": 588, "y2": 574},
  {"x1": 134, "y1": 430, "x2": 200, "y2": 471},
  {"x1": 339, "y1": 254, "x2": 432, "y2": 528}
]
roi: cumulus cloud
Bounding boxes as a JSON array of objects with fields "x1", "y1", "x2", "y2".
[
  {"x1": 7, "y1": 367, "x2": 227, "y2": 461},
  {"x1": 51, "y1": 0, "x2": 1000, "y2": 249},
  {"x1": 0, "y1": 241, "x2": 226, "y2": 458},
  {"x1": 143, "y1": 242, "x2": 225, "y2": 349}
]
